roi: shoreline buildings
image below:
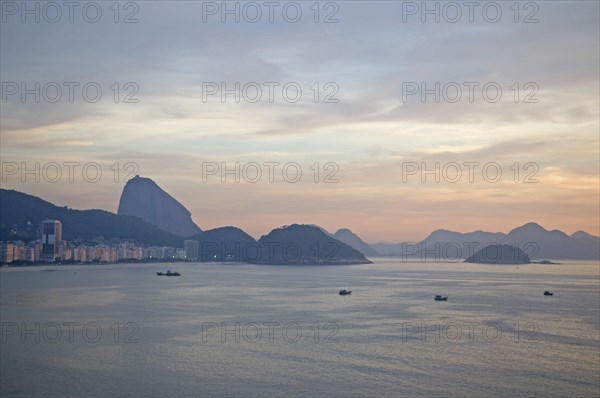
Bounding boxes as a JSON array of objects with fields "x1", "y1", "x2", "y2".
[{"x1": 1, "y1": 219, "x2": 193, "y2": 265}]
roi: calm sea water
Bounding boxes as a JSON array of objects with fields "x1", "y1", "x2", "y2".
[{"x1": 1, "y1": 259, "x2": 599, "y2": 397}]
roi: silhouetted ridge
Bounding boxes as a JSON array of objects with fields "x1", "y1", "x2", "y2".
[
  {"x1": 333, "y1": 228, "x2": 379, "y2": 257},
  {"x1": 117, "y1": 175, "x2": 202, "y2": 237},
  {"x1": 255, "y1": 224, "x2": 371, "y2": 265},
  {"x1": 372, "y1": 222, "x2": 599, "y2": 260},
  {"x1": 187, "y1": 226, "x2": 257, "y2": 262},
  {"x1": 0, "y1": 189, "x2": 183, "y2": 246},
  {"x1": 465, "y1": 244, "x2": 531, "y2": 264}
]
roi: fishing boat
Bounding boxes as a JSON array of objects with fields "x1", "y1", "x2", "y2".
[{"x1": 157, "y1": 270, "x2": 181, "y2": 276}]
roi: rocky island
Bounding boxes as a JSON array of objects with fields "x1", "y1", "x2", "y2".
[{"x1": 465, "y1": 244, "x2": 531, "y2": 264}]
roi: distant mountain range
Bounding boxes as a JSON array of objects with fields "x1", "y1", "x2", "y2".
[
  {"x1": 3, "y1": 178, "x2": 597, "y2": 262},
  {"x1": 371, "y1": 222, "x2": 600, "y2": 260}
]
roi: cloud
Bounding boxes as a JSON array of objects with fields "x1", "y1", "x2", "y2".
[{"x1": 1, "y1": 0, "x2": 598, "y2": 240}]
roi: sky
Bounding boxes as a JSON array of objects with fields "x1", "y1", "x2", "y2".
[{"x1": 1, "y1": 1, "x2": 599, "y2": 242}]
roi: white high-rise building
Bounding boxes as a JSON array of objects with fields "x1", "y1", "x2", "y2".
[
  {"x1": 41, "y1": 219, "x2": 62, "y2": 261},
  {"x1": 184, "y1": 240, "x2": 199, "y2": 260}
]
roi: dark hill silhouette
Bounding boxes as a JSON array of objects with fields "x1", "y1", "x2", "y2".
[
  {"x1": 0, "y1": 189, "x2": 183, "y2": 246},
  {"x1": 505, "y1": 222, "x2": 597, "y2": 259},
  {"x1": 571, "y1": 230, "x2": 600, "y2": 246},
  {"x1": 307, "y1": 225, "x2": 379, "y2": 257},
  {"x1": 118, "y1": 175, "x2": 201, "y2": 237},
  {"x1": 333, "y1": 228, "x2": 380, "y2": 257},
  {"x1": 187, "y1": 226, "x2": 257, "y2": 262},
  {"x1": 465, "y1": 244, "x2": 531, "y2": 264},
  {"x1": 255, "y1": 224, "x2": 371, "y2": 265}
]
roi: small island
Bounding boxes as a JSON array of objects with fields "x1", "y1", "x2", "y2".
[{"x1": 465, "y1": 244, "x2": 530, "y2": 264}]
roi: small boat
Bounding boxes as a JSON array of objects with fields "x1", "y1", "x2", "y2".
[
  {"x1": 434, "y1": 294, "x2": 448, "y2": 301},
  {"x1": 157, "y1": 270, "x2": 181, "y2": 277},
  {"x1": 339, "y1": 289, "x2": 352, "y2": 295},
  {"x1": 543, "y1": 290, "x2": 554, "y2": 296}
]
